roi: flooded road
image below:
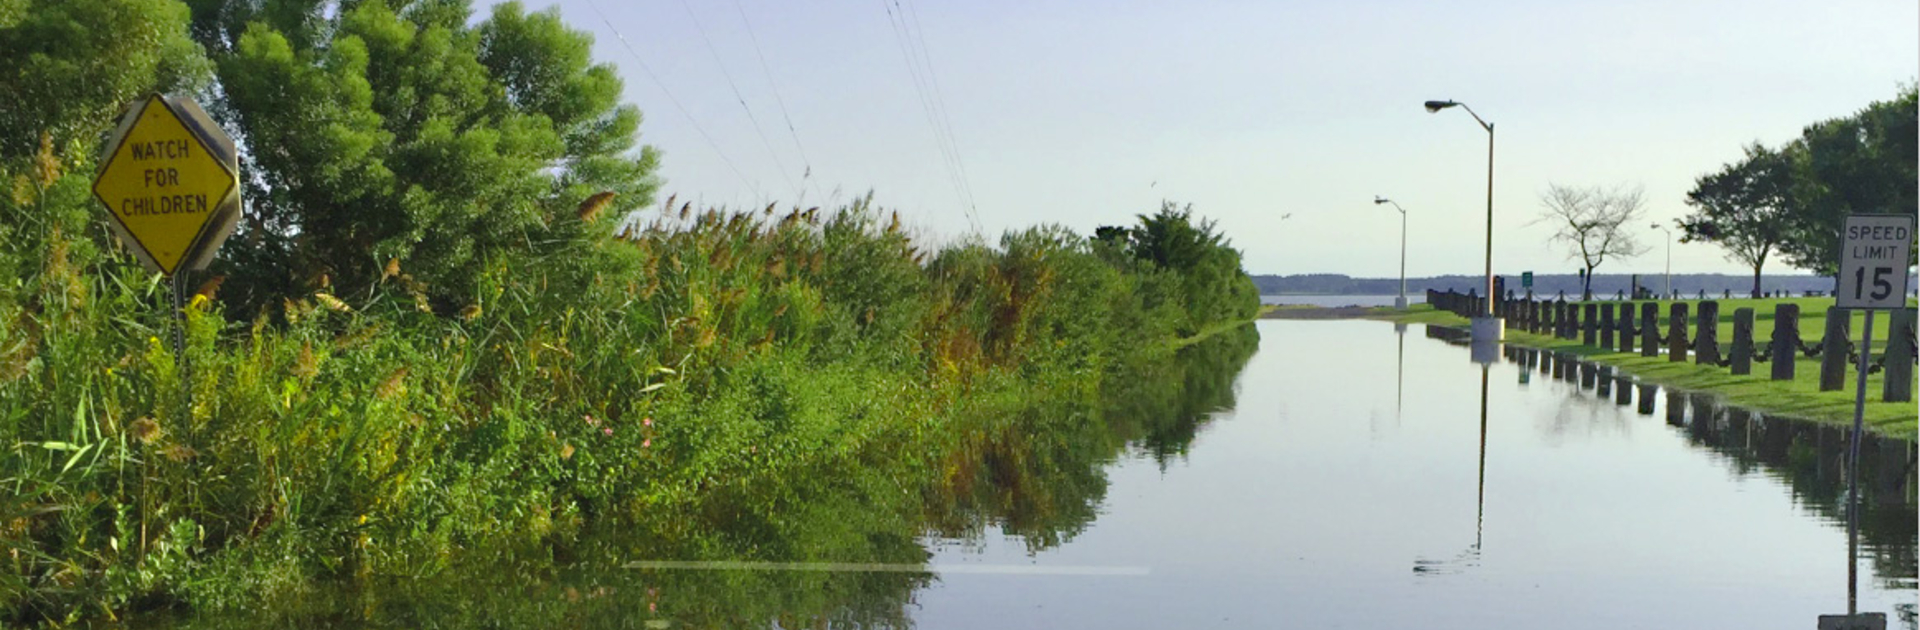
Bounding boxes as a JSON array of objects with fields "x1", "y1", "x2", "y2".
[
  {"x1": 154, "y1": 320, "x2": 1913, "y2": 629},
  {"x1": 908, "y1": 320, "x2": 1915, "y2": 629}
]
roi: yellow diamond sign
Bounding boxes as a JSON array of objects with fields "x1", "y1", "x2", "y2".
[{"x1": 93, "y1": 94, "x2": 240, "y2": 275}]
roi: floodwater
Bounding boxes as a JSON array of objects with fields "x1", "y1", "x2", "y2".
[
  {"x1": 906, "y1": 322, "x2": 1912, "y2": 626},
  {"x1": 156, "y1": 320, "x2": 1915, "y2": 629},
  {"x1": 907, "y1": 320, "x2": 1917, "y2": 629},
  {"x1": 1261, "y1": 294, "x2": 1423, "y2": 307}
]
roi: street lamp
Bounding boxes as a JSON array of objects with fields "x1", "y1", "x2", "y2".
[
  {"x1": 1425, "y1": 99, "x2": 1500, "y2": 345},
  {"x1": 1374, "y1": 196, "x2": 1409, "y2": 310},
  {"x1": 1651, "y1": 223, "x2": 1672, "y2": 299}
]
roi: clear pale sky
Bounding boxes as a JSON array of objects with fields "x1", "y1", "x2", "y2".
[{"x1": 496, "y1": 0, "x2": 1914, "y2": 278}]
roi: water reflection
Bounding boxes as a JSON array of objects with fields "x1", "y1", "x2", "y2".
[
  {"x1": 1487, "y1": 338, "x2": 1919, "y2": 627},
  {"x1": 141, "y1": 325, "x2": 1262, "y2": 629},
  {"x1": 1396, "y1": 322, "x2": 1407, "y2": 417},
  {"x1": 137, "y1": 321, "x2": 1917, "y2": 628},
  {"x1": 1413, "y1": 364, "x2": 1487, "y2": 577}
]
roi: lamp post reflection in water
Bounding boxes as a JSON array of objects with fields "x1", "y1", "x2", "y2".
[
  {"x1": 1395, "y1": 323, "x2": 1407, "y2": 418},
  {"x1": 1415, "y1": 364, "x2": 1490, "y2": 576}
]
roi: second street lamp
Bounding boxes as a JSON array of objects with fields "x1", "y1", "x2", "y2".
[
  {"x1": 1425, "y1": 99, "x2": 1501, "y2": 346},
  {"x1": 1651, "y1": 223, "x2": 1673, "y2": 299},
  {"x1": 1373, "y1": 196, "x2": 1409, "y2": 310}
]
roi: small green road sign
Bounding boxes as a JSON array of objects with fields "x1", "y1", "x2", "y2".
[{"x1": 1521, "y1": 271, "x2": 1533, "y2": 288}]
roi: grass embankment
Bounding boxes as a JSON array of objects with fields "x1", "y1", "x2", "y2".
[
  {"x1": 0, "y1": 198, "x2": 1261, "y2": 624},
  {"x1": 1172, "y1": 315, "x2": 1261, "y2": 349},
  {"x1": 1368, "y1": 302, "x2": 1918, "y2": 436}
]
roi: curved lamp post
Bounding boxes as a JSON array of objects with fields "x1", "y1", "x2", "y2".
[
  {"x1": 1425, "y1": 99, "x2": 1501, "y2": 346},
  {"x1": 1373, "y1": 196, "x2": 1409, "y2": 310},
  {"x1": 1650, "y1": 223, "x2": 1673, "y2": 299}
]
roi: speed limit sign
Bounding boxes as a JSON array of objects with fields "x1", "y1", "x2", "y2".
[{"x1": 1836, "y1": 214, "x2": 1913, "y2": 310}]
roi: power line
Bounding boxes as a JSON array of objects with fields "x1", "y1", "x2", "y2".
[
  {"x1": 898, "y1": 0, "x2": 981, "y2": 229},
  {"x1": 731, "y1": 0, "x2": 820, "y2": 204},
  {"x1": 677, "y1": 0, "x2": 800, "y2": 203},
  {"x1": 877, "y1": 0, "x2": 980, "y2": 233},
  {"x1": 582, "y1": 0, "x2": 762, "y2": 200}
]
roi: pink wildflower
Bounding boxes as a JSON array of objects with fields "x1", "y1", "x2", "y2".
[{"x1": 603, "y1": 427, "x2": 614, "y2": 436}]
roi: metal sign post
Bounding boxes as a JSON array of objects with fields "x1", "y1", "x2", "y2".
[
  {"x1": 1819, "y1": 214, "x2": 1913, "y2": 630},
  {"x1": 92, "y1": 94, "x2": 241, "y2": 417}
]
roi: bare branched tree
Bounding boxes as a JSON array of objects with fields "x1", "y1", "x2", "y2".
[{"x1": 1536, "y1": 183, "x2": 1652, "y2": 300}]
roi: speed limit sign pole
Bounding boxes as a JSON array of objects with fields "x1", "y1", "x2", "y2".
[{"x1": 1833, "y1": 213, "x2": 1913, "y2": 621}]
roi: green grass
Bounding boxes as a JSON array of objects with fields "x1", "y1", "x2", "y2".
[
  {"x1": 1172, "y1": 317, "x2": 1260, "y2": 349},
  {"x1": 1368, "y1": 303, "x2": 1918, "y2": 436}
]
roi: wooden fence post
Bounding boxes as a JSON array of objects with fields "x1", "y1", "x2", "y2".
[
  {"x1": 1730, "y1": 307, "x2": 1754, "y2": 375},
  {"x1": 1617, "y1": 302, "x2": 1636, "y2": 353},
  {"x1": 1613, "y1": 375, "x2": 1632, "y2": 405},
  {"x1": 1596, "y1": 365, "x2": 1612, "y2": 396},
  {"x1": 1599, "y1": 304, "x2": 1615, "y2": 349},
  {"x1": 1694, "y1": 300, "x2": 1719, "y2": 366},
  {"x1": 1668, "y1": 302, "x2": 1689, "y2": 362},
  {"x1": 1566, "y1": 299, "x2": 1582, "y2": 339},
  {"x1": 1641, "y1": 302, "x2": 1660, "y2": 357},
  {"x1": 1582, "y1": 303, "x2": 1599, "y2": 346},
  {"x1": 1771, "y1": 304, "x2": 1799, "y2": 381},
  {"x1": 1819, "y1": 306, "x2": 1849, "y2": 392},
  {"x1": 1580, "y1": 361, "x2": 1596, "y2": 389},
  {"x1": 1882, "y1": 307, "x2": 1915, "y2": 402},
  {"x1": 1665, "y1": 390, "x2": 1686, "y2": 425}
]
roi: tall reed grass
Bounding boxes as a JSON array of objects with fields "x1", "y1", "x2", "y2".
[{"x1": 1, "y1": 187, "x2": 1259, "y2": 623}]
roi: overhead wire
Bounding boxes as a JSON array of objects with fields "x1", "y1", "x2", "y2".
[
  {"x1": 878, "y1": 0, "x2": 980, "y2": 233},
  {"x1": 897, "y1": 0, "x2": 981, "y2": 231},
  {"x1": 883, "y1": 1, "x2": 975, "y2": 233},
  {"x1": 731, "y1": 0, "x2": 821, "y2": 205},
  {"x1": 677, "y1": 0, "x2": 801, "y2": 203},
  {"x1": 582, "y1": 0, "x2": 762, "y2": 201}
]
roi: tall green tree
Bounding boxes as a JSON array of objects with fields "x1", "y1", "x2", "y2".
[
  {"x1": 1101, "y1": 202, "x2": 1258, "y2": 333},
  {"x1": 0, "y1": 0, "x2": 211, "y2": 269},
  {"x1": 186, "y1": 0, "x2": 660, "y2": 311},
  {"x1": 0, "y1": 0, "x2": 210, "y2": 165},
  {"x1": 1679, "y1": 143, "x2": 1798, "y2": 298},
  {"x1": 1776, "y1": 87, "x2": 1917, "y2": 276}
]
